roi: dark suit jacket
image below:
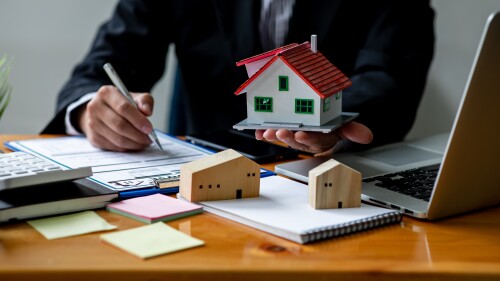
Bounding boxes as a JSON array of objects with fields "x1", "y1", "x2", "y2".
[{"x1": 42, "y1": 0, "x2": 435, "y2": 149}]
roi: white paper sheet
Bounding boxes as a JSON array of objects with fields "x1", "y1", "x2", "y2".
[
  {"x1": 198, "y1": 176, "x2": 401, "y2": 243},
  {"x1": 7, "y1": 133, "x2": 211, "y2": 191}
]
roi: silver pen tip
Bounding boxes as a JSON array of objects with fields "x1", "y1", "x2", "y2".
[
  {"x1": 152, "y1": 134, "x2": 163, "y2": 151},
  {"x1": 156, "y1": 141, "x2": 163, "y2": 151}
]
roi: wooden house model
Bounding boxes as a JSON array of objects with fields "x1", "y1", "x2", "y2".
[
  {"x1": 179, "y1": 149, "x2": 260, "y2": 202},
  {"x1": 308, "y1": 159, "x2": 361, "y2": 209},
  {"x1": 234, "y1": 35, "x2": 352, "y2": 130}
]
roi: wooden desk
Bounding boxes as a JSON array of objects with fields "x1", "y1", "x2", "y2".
[{"x1": 1, "y1": 135, "x2": 500, "y2": 281}]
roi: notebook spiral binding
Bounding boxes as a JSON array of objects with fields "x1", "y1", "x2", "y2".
[{"x1": 301, "y1": 212, "x2": 402, "y2": 244}]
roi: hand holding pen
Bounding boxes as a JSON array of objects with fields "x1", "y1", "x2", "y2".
[
  {"x1": 75, "y1": 63, "x2": 162, "y2": 151},
  {"x1": 103, "y1": 63, "x2": 163, "y2": 151}
]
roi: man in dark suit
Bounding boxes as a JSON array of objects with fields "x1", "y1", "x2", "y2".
[{"x1": 42, "y1": 0, "x2": 434, "y2": 154}]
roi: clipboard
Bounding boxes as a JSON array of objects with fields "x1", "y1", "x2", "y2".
[{"x1": 4, "y1": 132, "x2": 276, "y2": 199}]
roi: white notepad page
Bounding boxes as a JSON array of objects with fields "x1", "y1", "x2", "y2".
[{"x1": 199, "y1": 176, "x2": 400, "y2": 243}]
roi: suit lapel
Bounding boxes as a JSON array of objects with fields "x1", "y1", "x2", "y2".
[
  {"x1": 233, "y1": 0, "x2": 261, "y2": 60},
  {"x1": 213, "y1": 0, "x2": 259, "y2": 62},
  {"x1": 211, "y1": 0, "x2": 342, "y2": 61},
  {"x1": 286, "y1": 0, "x2": 342, "y2": 47}
]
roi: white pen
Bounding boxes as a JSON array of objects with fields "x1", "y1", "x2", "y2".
[{"x1": 103, "y1": 63, "x2": 163, "y2": 151}]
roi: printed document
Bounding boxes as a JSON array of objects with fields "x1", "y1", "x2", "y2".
[{"x1": 7, "y1": 133, "x2": 211, "y2": 191}]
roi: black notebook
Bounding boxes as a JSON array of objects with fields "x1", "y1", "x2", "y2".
[
  {"x1": 0, "y1": 178, "x2": 118, "y2": 223},
  {"x1": 197, "y1": 176, "x2": 402, "y2": 244}
]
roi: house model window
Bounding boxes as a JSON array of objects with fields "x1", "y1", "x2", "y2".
[
  {"x1": 295, "y1": 99, "x2": 314, "y2": 114},
  {"x1": 255, "y1": 96, "x2": 273, "y2": 112},
  {"x1": 323, "y1": 97, "x2": 330, "y2": 112},
  {"x1": 279, "y1": 76, "x2": 289, "y2": 91}
]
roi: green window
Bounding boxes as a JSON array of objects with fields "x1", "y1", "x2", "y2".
[
  {"x1": 254, "y1": 96, "x2": 273, "y2": 112},
  {"x1": 335, "y1": 92, "x2": 342, "y2": 100},
  {"x1": 278, "y1": 76, "x2": 289, "y2": 91},
  {"x1": 323, "y1": 97, "x2": 330, "y2": 112},
  {"x1": 295, "y1": 99, "x2": 314, "y2": 114}
]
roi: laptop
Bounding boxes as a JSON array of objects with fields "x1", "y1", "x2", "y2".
[{"x1": 275, "y1": 11, "x2": 500, "y2": 220}]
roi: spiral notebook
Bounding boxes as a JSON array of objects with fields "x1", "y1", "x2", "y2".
[{"x1": 197, "y1": 176, "x2": 401, "y2": 244}]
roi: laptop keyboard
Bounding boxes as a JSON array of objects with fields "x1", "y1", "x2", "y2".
[{"x1": 362, "y1": 164, "x2": 440, "y2": 202}]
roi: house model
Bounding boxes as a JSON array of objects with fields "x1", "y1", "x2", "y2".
[
  {"x1": 179, "y1": 149, "x2": 260, "y2": 202},
  {"x1": 233, "y1": 35, "x2": 358, "y2": 133},
  {"x1": 308, "y1": 159, "x2": 361, "y2": 209}
]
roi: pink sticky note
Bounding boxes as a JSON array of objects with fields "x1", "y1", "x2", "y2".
[{"x1": 107, "y1": 194, "x2": 202, "y2": 224}]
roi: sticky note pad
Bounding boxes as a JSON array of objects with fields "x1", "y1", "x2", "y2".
[
  {"x1": 106, "y1": 194, "x2": 202, "y2": 224},
  {"x1": 27, "y1": 211, "x2": 117, "y2": 240},
  {"x1": 100, "y1": 222, "x2": 204, "y2": 259}
]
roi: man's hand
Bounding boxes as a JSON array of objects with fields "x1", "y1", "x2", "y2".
[
  {"x1": 77, "y1": 85, "x2": 154, "y2": 151},
  {"x1": 255, "y1": 121, "x2": 373, "y2": 156}
]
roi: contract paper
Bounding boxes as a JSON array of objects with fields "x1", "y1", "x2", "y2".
[{"x1": 7, "y1": 133, "x2": 211, "y2": 191}]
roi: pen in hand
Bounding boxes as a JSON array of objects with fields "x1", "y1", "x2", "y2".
[{"x1": 103, "y1": 63, "x2": 163, "y2": 151}]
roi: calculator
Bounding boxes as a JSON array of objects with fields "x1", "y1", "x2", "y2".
[{"x1": 0, "y1": 151, "x2": 93, "y2": 191}]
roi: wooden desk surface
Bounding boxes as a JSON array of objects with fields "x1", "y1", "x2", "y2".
[{"x1": 1, "y1": 135, "x2": 500, "y2": 281}]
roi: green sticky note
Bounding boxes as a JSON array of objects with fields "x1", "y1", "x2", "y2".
[
  {"x1": 27, "y1": 211, "x2": 117, "y2": 240},
  {"x1": 100, "y1": 222, "x2": 204, "y2": 259}
]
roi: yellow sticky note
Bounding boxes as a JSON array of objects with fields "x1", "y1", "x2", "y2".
[
  {"x1": 27, "y1": 211, "x2": 117, "y2": 240},
  {"x1": 100, "y1": 222, "x2": 204, "y2": 259}
]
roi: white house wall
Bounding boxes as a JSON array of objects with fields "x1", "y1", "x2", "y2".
[
  {"x1": 246, "y1": 59, "x2": 320, "y2": 125},
  {"x1": 245, "y1": 57, "x2": 274, "y2": 78},
  {"x1": 320, "y1": 91, "x2": 342, "y2": 125},
  {"x1": 246, "y1": 59, "x2": 328, "y2": 126}
]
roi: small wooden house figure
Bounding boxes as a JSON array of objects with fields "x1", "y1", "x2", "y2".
[
  {"x1": 179, "y1": 149, "x2": 260, "y2": 202},
  {"x1": 234, "y1": 35, "x2": 352, "y2": 128},
  {"x1": 308, "y1": 159, "x2": 361, "y2": 209}
]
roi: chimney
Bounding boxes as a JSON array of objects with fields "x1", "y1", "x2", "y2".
[{"x1": 311, "y1": 34, "x2": 317, "y2": 53}]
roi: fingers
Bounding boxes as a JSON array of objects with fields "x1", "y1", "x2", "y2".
[
  {"x1": 337, "y1": 121, "x2": 373, "y2": 144},
  {"x1": 292, "y1": 131, "x2": 341, "y2": 152},
  {"x1": 277, "y1": 130, "x2": 341, "y2": 154},
  {"x1": 260, "y1": 129, "x2": 337, "y2": 154},
  {"x1": 134, "y1": 93, "x2": 154, "y2": 117},
  {"x1": 257, "y1": 121, "x2": 373, "y2": 155},
  {"x1": 83, "y1": 123, "x2": 140, "y2": 152},
  {"x1": 103, "y1": 88, "x2": 153, "y2": 134},
  {"x1": 262, "y1": 129, "x2": 279, "y2": 141},
  {"x1": 79, "y1": 85, "x2": 154, "y2": 151},
  {"x1": 275, "y1": 129, "x2": 312, "y2": 152},
  {"x1": 255, "y1": 130, "x2": 265, "y2": 140}
]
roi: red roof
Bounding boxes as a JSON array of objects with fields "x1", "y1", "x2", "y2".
[
  {"x1": 236, "y1": 43, "x2": 298, "y2": 66},
  {"x1": 234, "y1": 42, "x2": 351, "y2": 98}
]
